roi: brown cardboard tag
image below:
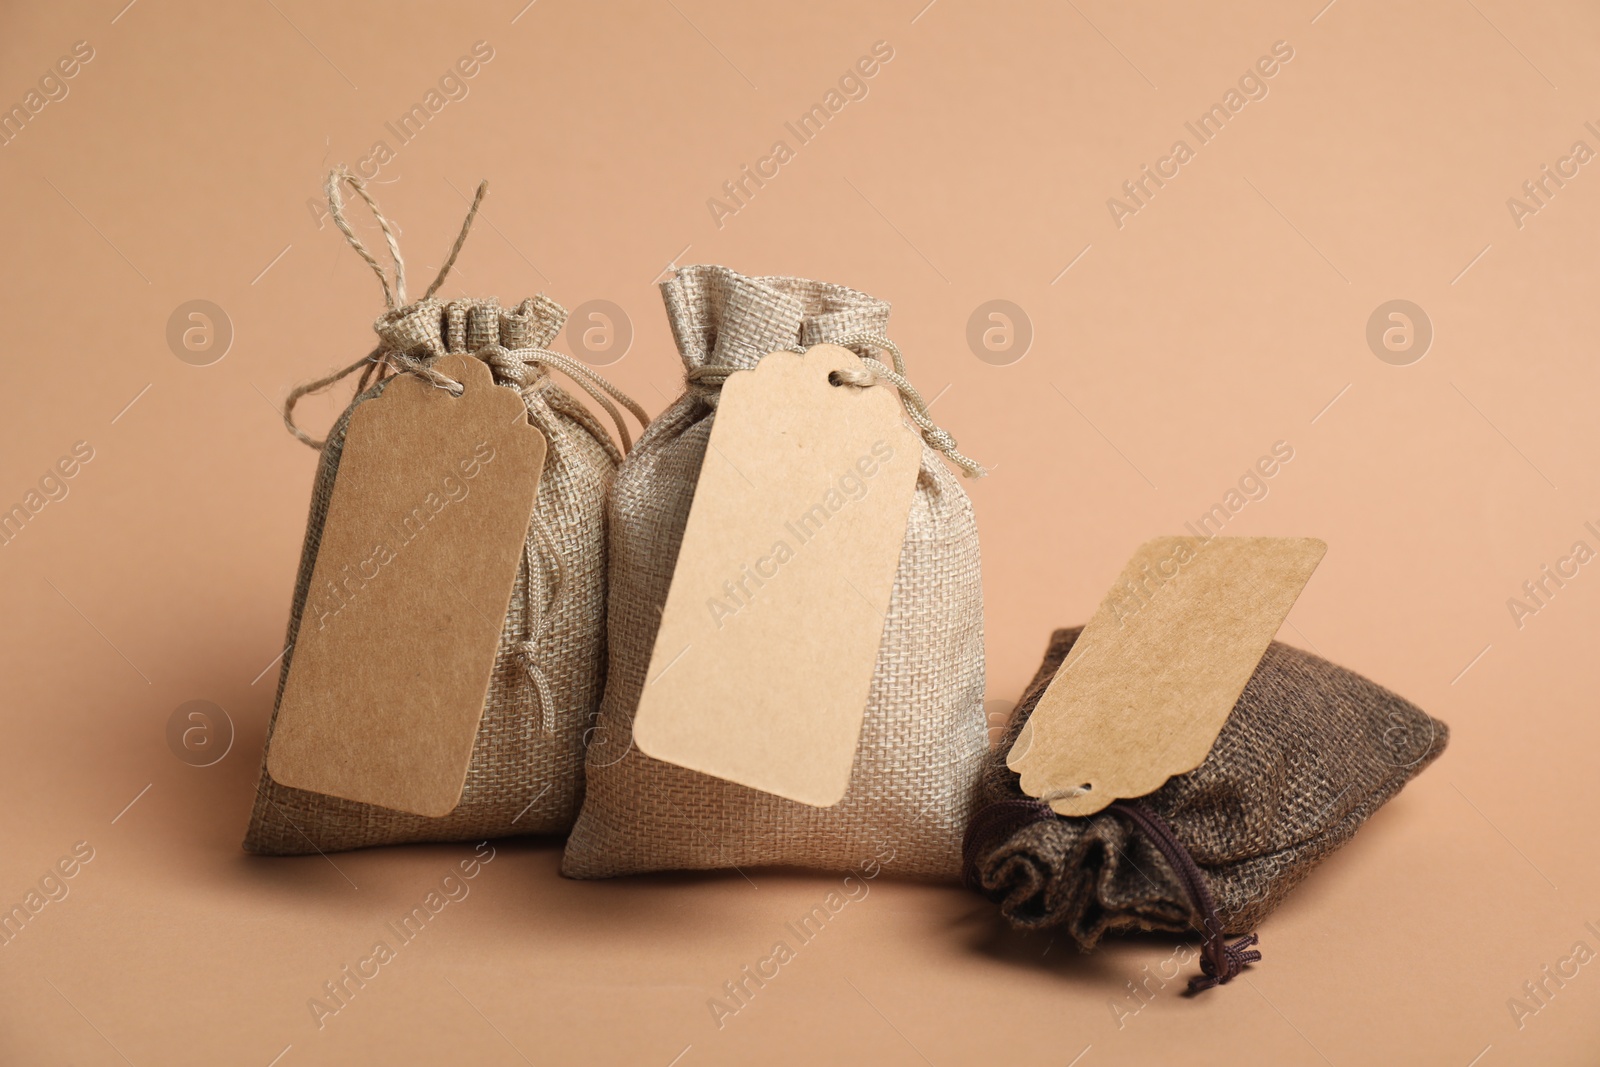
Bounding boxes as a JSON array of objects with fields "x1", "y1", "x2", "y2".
[
  {"x1": 631, "y1": 345, "x2": 921, "y2": 807},
  {"x1": 1008, "y1": 536, "x2": 1325, "y2": 816},
  {"x1": 267, "y1": 354, "x2": 546, "y2": 817}
]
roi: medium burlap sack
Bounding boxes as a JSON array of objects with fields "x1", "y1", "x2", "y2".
[
  {"x1": 562, "y1": 264, "x2": 987, "y2": 880},
  {"x1": 244, "y1": 172, "x2": 644, "y2": 855},
  {"x1": 965, "y1": 626, "x2": 1448, "y2": 984}
]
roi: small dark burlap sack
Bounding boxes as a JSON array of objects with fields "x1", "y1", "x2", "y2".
[
  {"x1": 965, "y1": 626, "x2": 1447, "y2": 988},
  {"x1": 243, "y1": 172, "x2": 645, "y2": 855},
  {"x1": 562, "y1": 264, "x2": 988, "y2": 880}
]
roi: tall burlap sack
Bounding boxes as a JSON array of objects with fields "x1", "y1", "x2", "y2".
[
  {"x1": 562, "y1": 264, "x2": 987, "y2": 880},
  {"x1": 244, "y1": 172, "x2": 644, "y2": 855},
  {"x1": 965, "y1": 626, "x2": 1448, "y2": 944}
]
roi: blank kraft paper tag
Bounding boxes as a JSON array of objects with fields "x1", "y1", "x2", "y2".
[
  {"x1": 1008, "y1": 536, "x2": 1325, "y2": 816},
  {"x1": 632, "y1": 345, "x2": 921, "y2": 807},
  {"x1": 267, "y1": 354, "x2": 546, "y2": 817}
]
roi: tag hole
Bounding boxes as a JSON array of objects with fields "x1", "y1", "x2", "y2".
[
  {"x1": 827, "y1": 371, "x2": 847, "y2": 387},
  {"x1": 1079, "y1": 783, "x2": 1093, "y2": 793}
]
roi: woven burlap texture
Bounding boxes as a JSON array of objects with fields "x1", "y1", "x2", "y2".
[
  {"x1": 244, "y1": 295, "x2": 621, "y2": 855},
  {"x1": 970, "y1": 626, "x2": 1449, "y2": 941},
  {"x1": 562, "y1": 264, "x2": 987, "y2": 880}
]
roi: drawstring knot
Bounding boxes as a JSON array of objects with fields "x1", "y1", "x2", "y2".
[{"x1": 1190, "y1": 930, "x2": 1262, "y2": 993}]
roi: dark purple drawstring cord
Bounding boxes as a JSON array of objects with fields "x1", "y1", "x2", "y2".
[
  {"x1": 962, "y1": 796, "x2": 1260, "y2": 993},
  {"x1": 1106, "y1": 801, "x2": 1261, "y2": 992}
]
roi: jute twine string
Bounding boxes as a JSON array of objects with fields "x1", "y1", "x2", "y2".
[
  {"x1": 281, "y1": 168, "x2": 647, "y2": 454},
  {"x1": 279, "y1": 166, "x2": 649, "y2": 733},
  {"x1": 325, "y1": 167, "x2": 410, "y2": 310},
  {"x1": 685, "y1": 334, "x2": 986, "y2": 478}
]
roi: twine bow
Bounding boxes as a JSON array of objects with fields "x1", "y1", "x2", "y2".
[{"x1": 281, "y1": 167, "x2": 648, "y2": 734}]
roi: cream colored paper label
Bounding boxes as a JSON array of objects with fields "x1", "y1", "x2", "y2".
[
  {"x1": 267, "y1": 354, "x2": 546, "y2": 818},
  {"x1": 631, "y1": 345, "x2": 921, "y2": 807},
  {"x1": 1008, "y1": 536, "x2": 1325, "y2": 816}
]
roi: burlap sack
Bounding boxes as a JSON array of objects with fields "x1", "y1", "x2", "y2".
[
  {"x1": 243, "y1": 172, "x2": 643, "y2": 855},
  {"x1": 965, "y1": 626, "x2": 1448, "y2": 982},
  {"x1": 561, "y1": 264, "x2": 987, "y2": 880}
]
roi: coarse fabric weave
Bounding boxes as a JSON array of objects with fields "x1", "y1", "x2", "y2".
[
  {"x1": 244, "y1": 294, "x2": 620, "y2": 854},
  {"x1": 968, "y1": 626, "x2": 1448, "y2": 941},
  {"x1": 561, "y1": 264, "x2": 986, "y2": 880}
]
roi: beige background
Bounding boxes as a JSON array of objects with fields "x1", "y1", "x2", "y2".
[{"x1": 2, "y1": 1, "x2": 1597, "y2": 1063}]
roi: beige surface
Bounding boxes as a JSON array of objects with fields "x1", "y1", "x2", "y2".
[{"x1": 0, "y1": 1, "x2": 1596, "y2": 1063}]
